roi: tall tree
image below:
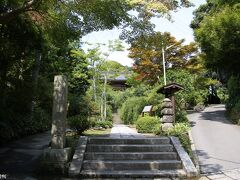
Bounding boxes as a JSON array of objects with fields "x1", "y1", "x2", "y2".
[
  {"x1": 0, "y1": 0, "x2": 193, "y2": 141},
  {"x1": 192, "y1": 0, "x2": 240, "y2": 122},
  {"x1": 129, "y1": 32, "x2": 198, "y2": 84},
  {"x1": 192, "y1": 1, "x2": 240, "y2": 80}
]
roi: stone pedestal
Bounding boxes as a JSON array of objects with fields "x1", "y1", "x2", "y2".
[
  {"x1": 42, "y1": 147, "x2": 72, "y2": 172},
  {"x1": 161, "y1": 98, "x2": 174, "y2": 131},
  {"x1": 42, "y1": 75, "x2": 71, "y2": 173}
]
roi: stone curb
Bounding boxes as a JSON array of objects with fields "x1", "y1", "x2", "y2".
[
  {"x1": 170, "y1": 136, "x2": 198, "y2": 178},
  {"x1": 68, "y1": 136, "x2": 88, "y2": 177},
  {"x1": 188, "y1": 130, "x2": 201, "y2": 174}
]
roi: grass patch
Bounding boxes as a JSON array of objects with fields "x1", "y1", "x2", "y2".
[{"x1": 83, "y1": 128, "x2": 111, "y2": 137}]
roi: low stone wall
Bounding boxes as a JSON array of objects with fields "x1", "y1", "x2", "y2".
[
  {"x1": 170, "y1": 136, "x2": 199, "y2": 178},
  {"x1": 68, "y1": 136, "x2": 88, "y2": 177}
]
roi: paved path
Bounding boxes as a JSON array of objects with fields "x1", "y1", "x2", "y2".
[
  {"x1": 110, "y1": 124, "x2": 144, "y2": 138},
  {"x1": 112, "y1": 113, "x2": 122, "y2": 124},
  {"x1": 200, "y1": 168, "x2": 240, "y2": 180},
  {"x1": 111, "y1": 113, "x2": 144, "y2": 138},
  {"x1": 188, "y1": 104, "x2": 240, "y2": 177},
  {"x1": 0, "y1": 131, "x2": 50, "y2": 179}
]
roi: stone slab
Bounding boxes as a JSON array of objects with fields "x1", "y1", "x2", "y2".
[
  {"x1": 83, "y1": 160, "x2": 182, "y2": 171},
  {"x1": 162, "y1": 123, "x2": 174, "y2": 131},
  {"x1": 43, "y1": 147, "x2": 72, "y2": 163},
  {"x1": 215, "y1": 177, "x2": 233, "y2": 180},
  {"x1": 162, "y1": 115, "x2": 174, "y2": 123},
  {"x1": 161, "y1": 108, "x2": 174, "y2": 115},
  {"x1": 223, "y1": 169, "x2": 240, "y2": 179},
  {"x1": 162, "y1": 98, "x2": 173, "y2": 108},
  {"x1": 86, "y1": 144, "x2": 173, "y2": 152},
  {"x1": 80, "y1": 169, "x2": 186, "y2": 179},
  {"x1": 198, "y1": 177, "x2": 210, "y2": 180},
  {"x1": 88, "y1": 137, "x2": 170, "y2": 145},
  {"x1": 170, "y1": 136, "x2": 198, "y2": 178},
  {"x1": 68, "y1": 136, "x2": 88, "y2": 177},
  {"x1": 84, "y1": 152, "x2": 178, "y2": 160},
  {"x1": 207, "y1": 173, "x2": 225, "y2": 179}
]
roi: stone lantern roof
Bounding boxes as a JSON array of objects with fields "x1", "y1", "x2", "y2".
[{"x1": 157, "y1": 82, "x2": 184, "y2": 95}]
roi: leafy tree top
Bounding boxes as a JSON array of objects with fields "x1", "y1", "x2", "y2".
[
  {"x1": 1, "y1": 0, "x2": 193, "y2": 42},
  {"x1": 128, "y1": 32, "x2": 198, "y2": 84},
  {"x1": 191, "y1": 0, "x2": 240, "y2": 80}
]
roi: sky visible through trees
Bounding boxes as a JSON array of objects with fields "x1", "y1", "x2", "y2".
[{"x1": 82, "y1": 0, "x2": 206, "y2": 66}]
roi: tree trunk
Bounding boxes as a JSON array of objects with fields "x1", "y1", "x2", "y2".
[
  {"x1": 29, "y1": 48, "x2": 42, "y2": 120},
  {"x1": 92, "y1": 61, "x2": 97, "y2": 102},
  {"x1": 101, "y1": 92, "x2": 104, "y2": 120},
  {"x1": 92, "y1": 75, "x2": 97, "y2": 101},
  {"x1": 103, "y1": 73, "x2": 107, "y2": 120}
]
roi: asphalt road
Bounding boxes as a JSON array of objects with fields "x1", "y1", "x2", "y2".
[
  {"x1": 188, "y1": 104, "x2": 240, "y2": 174},
  {"x1": 0, "y1": 131, "x2": 50, "y2": 179}
]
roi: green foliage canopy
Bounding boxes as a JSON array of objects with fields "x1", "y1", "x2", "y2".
[
  {"x1": 192, "y1": 1, "x2": 240, "y2": 79},
  {"x1": 129, "y1": 32, "x2": 199, "y2": 84}
]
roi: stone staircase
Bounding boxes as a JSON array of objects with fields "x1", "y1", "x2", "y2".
[{"x1": 69, "y1": 136, "x2": 198, "y2": 179}]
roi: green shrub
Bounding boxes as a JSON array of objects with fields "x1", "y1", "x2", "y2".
[
  {"x1": 175, "y1": 109, "x2": 188, "y2": 123},
  {"x1": 226, "y1": 76, "x2": 240, "y2": 109},
  {"x1": 31, "y1": 106, "x2": 51, "y2": 133},
  {"x1": 162, "y1": 123, "x2": 191, "y2": 155},
  {"x1": 106, "y1": 104, "x2": 113, "y2": 121},
  {"x1": 0, "y1": 117, "x2": 14, "y2": 143},
  {"x1": 120, "y1": 96, "x2": 147, "y2": 124},
  {"x1": 164, "y1": 123, "x2": 190, "y2": 135},
  {"x1": 153, "y1": 123, "x2": 162, "y2": 135},
  {"x1": 226, "y1": 76, "x2": 240, "y2": 123},
  {"x1": 94, "y1": 120, "x2": 113, "y2": 129},
  {"x1": 88, "y1": 116, "x2": 98, "y2": 127},
  {"x1": 135, "y1": 116, "x2": 160, "y2": 133},
  {"x1": 0, "y1": 106, "x2": 51, "y2": 143},
  {"x1": 217, "y1": 86, "x2": 228, "y2": 103},
  {"x1": 67, "y1": 115, "x2": 90, "y2": 135},
  {"x1": 228, "y1": 98, "x2": 240, "y2": 124}
]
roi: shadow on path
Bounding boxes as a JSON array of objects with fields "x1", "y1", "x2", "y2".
[
  {"x1": 199, "y1": 109, "x2": 231, "y2": 125},
  {"x1": 0, "y1": 131, "x2": 50, "y2": 179},
  {"x1": 188, "y1": 104, "x2": 240, "y2": 174},
  {"x1": 195, "y1": 149, "x2": 223, "y2": 174}
]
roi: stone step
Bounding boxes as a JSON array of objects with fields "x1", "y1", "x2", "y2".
[
  {"x1": 84, "y1": 152, "x2": 178, "y2": 160},
  {"x1": 80, "y1": 169, "x2": 187, "y2": 178},
  {"x1": 88, "y1": 137, "x2": 170, "y2": 145},
  {"x1": 82, "y1": 160, "x2": 182, "y2": 171},
  {"x1": 86, "y1": 144, "x2": 174, "y2": 152}
]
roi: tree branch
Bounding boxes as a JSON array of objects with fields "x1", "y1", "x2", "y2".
[{"x1": 0, "y1": 0, "x2": 41, "y2": 24}]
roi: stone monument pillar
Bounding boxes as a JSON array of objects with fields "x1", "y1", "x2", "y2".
[
  {"x1": 42, "y1": 75, "x2": 71, "y2": 173},
  {"x1": 161, "y1": 98, "x2": 174, "y2": 131},
  {"x1": 51, "y1": 75, "x2": 68, "y2": 149}
]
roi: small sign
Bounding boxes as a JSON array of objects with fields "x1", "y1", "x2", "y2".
[{"x1": 142, "y1": 105, "x2": 153, "y2": 113}]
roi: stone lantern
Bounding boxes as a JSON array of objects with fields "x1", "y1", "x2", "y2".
[{"x1": 157, "y1": 83, "x2": 184, "y2": 131}]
